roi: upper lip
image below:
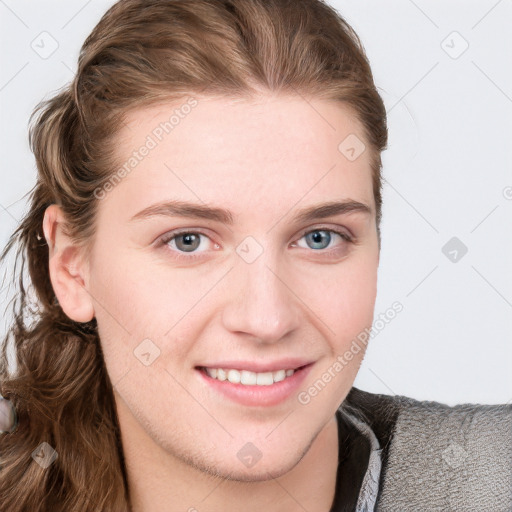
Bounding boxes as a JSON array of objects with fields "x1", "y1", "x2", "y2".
[{"x1": 196, "y1": 358, "x2": 314, "y2": 373}]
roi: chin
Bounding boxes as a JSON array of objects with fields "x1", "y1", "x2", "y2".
[
  {"x1": 210, "y1": 455, "x2": 303, "y2": 483},
  {"x1": 175, "y1": 439, "x2": 306, "y2": 483}
]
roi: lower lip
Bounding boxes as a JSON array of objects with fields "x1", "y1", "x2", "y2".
[{"x1": 196, "y1": 364, "x2": 314, "y2": 407}]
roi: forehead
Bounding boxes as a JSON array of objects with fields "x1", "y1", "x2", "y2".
[
  {"x1": 119, "y1": 93, "x2": 367, "y2": 159},
  {"x1": 106, "y1": 94, "x2": 374, "y2": 222}
]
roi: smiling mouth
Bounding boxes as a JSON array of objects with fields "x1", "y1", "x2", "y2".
[{"x1": 195, "y1": 364, "x2": 311, "y2": 386}]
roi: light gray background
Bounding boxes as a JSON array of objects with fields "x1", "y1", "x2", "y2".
[{"x1": 0, "y1": 0, "x2": 510, "y2": 405}]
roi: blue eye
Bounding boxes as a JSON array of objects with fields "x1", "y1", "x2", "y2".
[
  {"x1": 297, "y1": 229, "x2": 352, "y2": 251},
  {"x1": 305, "y1": 230, "x2": 332, "y2": 250}
]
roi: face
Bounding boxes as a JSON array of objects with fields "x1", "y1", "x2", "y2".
[{"x1": 84, "y1": 93, "x2": 379, "y2": 481}]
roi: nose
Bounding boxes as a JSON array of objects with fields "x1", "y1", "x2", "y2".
[{"x1": 221, "y1": 251, "x2": 301, "y2": 344}]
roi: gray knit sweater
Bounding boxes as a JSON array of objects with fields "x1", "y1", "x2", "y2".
[{"x1": 332, "y1": 387, "x2": 512, "y2": 512}]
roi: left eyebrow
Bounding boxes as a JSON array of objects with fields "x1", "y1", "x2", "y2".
[
  {"x1": 128, "y1": 199, "x2": 372, "y2": 224},
  {"x1": 291, "y1": 200, "x2": 373, "y2": 223}
]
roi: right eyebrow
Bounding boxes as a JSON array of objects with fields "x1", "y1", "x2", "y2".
[{"x1": 129, "y1": 200, "x2": 234, "y2": 224}]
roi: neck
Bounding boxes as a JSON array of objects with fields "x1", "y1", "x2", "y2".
[{"x1": 116, "y1": 395, "x2": 340, "y2": 512}]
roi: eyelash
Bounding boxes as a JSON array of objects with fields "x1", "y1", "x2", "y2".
[{"x1": 158, "y1": 226, "x2": 354, "y2": 262}]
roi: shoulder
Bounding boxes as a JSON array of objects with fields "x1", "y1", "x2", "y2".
[{"x1": 344, "y1": 387, "x2": 512, "y2": 511}]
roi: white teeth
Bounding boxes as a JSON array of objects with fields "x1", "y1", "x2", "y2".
[
  {"x1": 256, "y1": 372, "x2": 273, "y2": 386},
  {"x1": 273, "y1": 369, "x2": 286, "y2": 382},
  {"x1": 204, "y1": 367, "x2": 297, "y2": 385},
  {"x1": 240, "y1": 370, "x2": 257, "y2": 385},
  {"x1": 227, "y1": 369, "x2": 241, "y2": 384}
]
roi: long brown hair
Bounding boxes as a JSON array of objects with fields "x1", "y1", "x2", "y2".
[{"x1": 0, "y1": 1, "x2": 387, "y2": 509}]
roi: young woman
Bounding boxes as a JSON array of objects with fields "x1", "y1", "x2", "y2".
[{"x1": 0, "y1": 1, "x2": 510, "y2": 511}]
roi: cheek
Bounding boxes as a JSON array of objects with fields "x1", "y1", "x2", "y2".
[
  {"x1": 295, "y1": 252, "x2": 378, "y2": 345},
  {"x1": 341, "y1": 258, "x2": 378, "y2": 327},
  {"x1": 88, "y1": 247, "x2": 211, "y2": 380},
  {"x1": 293, "y1": 258, "x2": 378, "y2": 419},
  {"x1": 89, "y1": 245, "x2": 180, "y2": 333},
  {"x1": 331, "y1": 261, "x2": 378, "y2": 379}
]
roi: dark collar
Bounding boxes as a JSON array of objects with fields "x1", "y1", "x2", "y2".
[{"x1": 329, "y1": 387, "x2": 400, "y2": 511}]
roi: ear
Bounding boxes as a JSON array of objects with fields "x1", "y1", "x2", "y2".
[{"x1": 42, "y1": 204, "x2": 95, "y2": 323}]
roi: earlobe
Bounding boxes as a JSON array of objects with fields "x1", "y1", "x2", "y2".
[{"x1": 42, "y1": 204, "x2": 95, "y2": 323}]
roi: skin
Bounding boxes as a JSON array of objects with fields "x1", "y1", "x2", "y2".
[{"x1": 43, "y1": 93, "x2": 380, "y2": 511}]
